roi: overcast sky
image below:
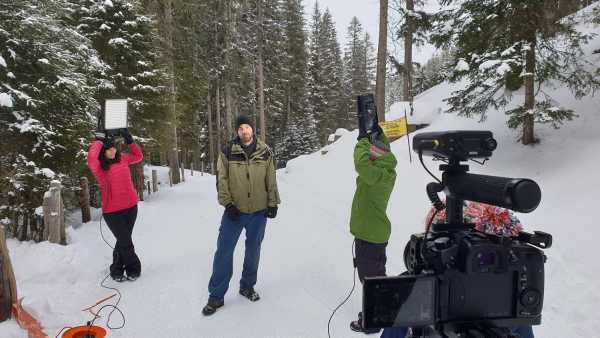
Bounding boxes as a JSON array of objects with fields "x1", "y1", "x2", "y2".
[{"x1": 303, "y1": 0, "x2": 439, "y2": 64}]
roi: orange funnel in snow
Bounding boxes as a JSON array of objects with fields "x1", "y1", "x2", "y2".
[{"x1": 62, "y1": 325, "x2": 106, "y2": 338}]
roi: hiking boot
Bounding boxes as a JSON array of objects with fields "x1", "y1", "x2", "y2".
[
  {"x1": 350, "y1": 312, "x2": 381, "y2": 334},
  {"x1": 126, "y1": 273, "x2": 139, "y2": 281},
  {"x1": 202, "y1": 298, "x2": 224, "y2": 316},
  {"x1": 239, "y1": 287, "x2": 260, "y2": 302},
  {"x1": 111, "y1": 274, "x2": 126, "y2": 283}
]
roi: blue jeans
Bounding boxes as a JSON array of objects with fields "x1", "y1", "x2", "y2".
[
  {"x1": 208, "y1": 209, "x2": 267, "y2": 300},
  {"x1": 380, "y1": 326, "x2": 534, "y2": 338}
]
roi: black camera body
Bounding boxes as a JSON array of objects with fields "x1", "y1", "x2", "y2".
[
  {"x1": 407, "y1": 229, "x2": 545, "y2": 323},
  {"x1": 357, "y1": 94, "x2": 379, "y2": 139},
  {"x1": 362, "y1": 130, "x2": 552, "y2": 338}
]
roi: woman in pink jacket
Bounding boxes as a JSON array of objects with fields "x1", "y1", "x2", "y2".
[{"x1": 87, "y1": 128, "x2": 143, "y2": 282}]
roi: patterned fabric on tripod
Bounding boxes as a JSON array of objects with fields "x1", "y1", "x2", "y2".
[{"x1": 425, "y1": 200, "x2": 524, "y2": 236}]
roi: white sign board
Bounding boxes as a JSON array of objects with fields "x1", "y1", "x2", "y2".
[{"x1": 104, "y1": 99, "x2": 128, "y2": 130}]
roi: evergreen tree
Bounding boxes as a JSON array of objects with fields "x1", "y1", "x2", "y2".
[
  {"x1": 343, "y1": 17, "x2": 376, "y2": 122},
  {"x1": 431, "y1": 0, "x2": 600, "y2": 144},
  {"x1": 67, "y1": 0, "x2": 166, "y2": 145},
  {"x1": 306, "y1": 2, "x2": 325, "y2": 132},
  {"x1": 307, "y1": 4, "x2": 345, "y2": 143},
  {"x1": 0, "y1": 0, "x2": 106, "y2": 238},
  {"x1": 277, "y1": 0, "x2": 320, "y2": 164},
  {"x1": 321, "y1": 9, "x2": 346, "y2": 136},
  {"x1": 262, "y1": 0, "x2": 287, "y2": 149}
]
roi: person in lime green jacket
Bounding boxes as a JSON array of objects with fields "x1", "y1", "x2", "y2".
[{"x1": 349, "y1": 125, "x2": 397, "y2": 334}]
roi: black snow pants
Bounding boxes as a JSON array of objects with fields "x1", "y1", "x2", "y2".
[{"x1": 103, "y1": 205, "x2": 141, "y2": 278}]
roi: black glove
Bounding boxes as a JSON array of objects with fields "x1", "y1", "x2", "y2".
[
  {"x1": 267, "y1": 206, "x2": 278, "y2": 219},
  {"x1": 357, "y1": 124, "x2": 383, "y2": 141},
  {"x1": 369, "y1": 124, "x2": 383, "y2": 142},
  {"x1": 95, "y1": 131, "x2": 115, "y2": 148},
  {"x1": 225, "y1": 204, "x2": 241, "y2": 221},
  {"x1": 357, "y1": 128, "x2": 369, "y2": 141},
  {"x1": 120, "y1": 128, "x2": 134, "y2": 145}
]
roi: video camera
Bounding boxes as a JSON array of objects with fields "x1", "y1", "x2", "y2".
[
  {"x1": 362, "y1": 130, "x2": 553, "y2": 338},
  {"x1": 357, "y1": 94, "x2": 380, "y2": 142}
]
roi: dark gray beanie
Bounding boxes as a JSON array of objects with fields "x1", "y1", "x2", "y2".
[{"x1": 235, "y1": 115, "x2": 254, "y2": 131}]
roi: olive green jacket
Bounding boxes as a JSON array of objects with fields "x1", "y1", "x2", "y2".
[{"x1": 217, "y1": 138, "x2": 280, "y2": 213}]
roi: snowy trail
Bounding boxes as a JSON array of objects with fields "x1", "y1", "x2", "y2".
[
  {"x1": 1, "y1": 165, "x2": 377, "y2": 338},
  {"x1": 2, "y1": 4, "x2": 600, "y2": 334},
  {"x1": 3, "y1": 116, "x2": 600, "y2": 338}
]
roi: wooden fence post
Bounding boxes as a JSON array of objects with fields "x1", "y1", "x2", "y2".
[
  {"x1": 190, "y1": 162, "x2": 194, "y2": 176},
  {"x1": 89, "y1": 184, "x2": 101, "y2": 209},
  {"x1": 169, "y1": 169, "x2": 173, "y2": 187},
  {"x1": 137, "y1": 165, "x2": 144, "y2": 201},
  {"x1": 152, "y1": 170, "x2": 158, "y2": 192},
  {"x1": 0, "y1": 225, "x2": 18, "y2": 322},
  {"x1": 180, "y1": 165, "x2": 185, "y2": 182},
  {"x1": 44, "y1": 181, "x2": 66, "y2": 245},
  {"x1": 79, "y1": 177, "x2": 91, "y2": 223}
]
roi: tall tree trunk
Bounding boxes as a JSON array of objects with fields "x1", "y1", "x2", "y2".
[
  {"x1": 216, "y1": 82, "x2": 222, "y2": 153},
  {"x1": 522, "y1": 37, "x2": 536, "y2": 145},
  {"x1": 256, "y1": 0, "x2": 266, "y2": 142},
  {"x1": 225, "y1": 83, "x2": 233, "y2": 139},
  {"x1": 225, "y1": 0, "x2": 234, "y2": 140},
  {"x1": 403, "y1": 0, "x2": 414, "y2": 115},
  {"x1": 207, "y1": 93, "x2": 215, "y2": 174},
  {"x1": 375, "y1": 0, "x2": 388, "y2": 121},
  {"x1": 165, "y1": 0, "x2": 180, "y2": 184}
]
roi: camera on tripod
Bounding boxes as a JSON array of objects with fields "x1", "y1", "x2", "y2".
[{"x1": 362, "y1": 130, "x2": 553, "y2": 338}]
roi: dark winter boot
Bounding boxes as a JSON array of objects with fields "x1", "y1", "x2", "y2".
[
  {"x1": 111, "y1": 274, "x2": 126, "y2": 283},
  {"x1": 239, "y1": 287, "x2": 260, "y2": 302},
  {"x1": 350, "y1": 312, "x2": 381, "y2": 334},
  {"x1": 126, "y1": 273, "x2": 140, "y2": 281},
  {"x1": 202, "y1": 298, "x2": 224, "y2": 316}
]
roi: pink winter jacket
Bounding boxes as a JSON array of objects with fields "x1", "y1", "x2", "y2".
[{"x1": 87, "y1": 141, "x2": 143, "y2": 214}]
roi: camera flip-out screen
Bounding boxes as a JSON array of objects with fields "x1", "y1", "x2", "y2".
[
  {"x1": 104, "y1": 99, "x2": 128, "y2": 130},
  {"x1": 363, "y1": 275, "x2": 436, "y2": 329}
]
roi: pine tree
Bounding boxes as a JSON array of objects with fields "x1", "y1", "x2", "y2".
[
  {"x1": 0, "y1": 0, "x2": 106, "y2": 238},
  {"x1": 262, "y1": 0, "x2": 287, "y2": 149},
  {"x1": 319, "y1": 9, "x2": 346, "y2": 138},
  {"x1": 364, "y1": 32, "x2": 377, "y2": 92},
  {"x1": 393, "y1": 0, "x2": 431, "y2": 112},
  {"x1": 276, "y1": 0, "x2": 320, "y2": 164},
  {"x1": 307, "y1": 4, "x2": 345, "y2": 143},
  {"x1": 343, "y1": 17, "x2": 376, "y2": 122},
  {"x1": 67, "y1": 0, "x2": 166, "y2": 144},
  {"x1": 431, "y1": 0, "x2": 600, "y2": 145},
  {"x1": 307, "y1": 1, "x2": 325, "y2": 133}
]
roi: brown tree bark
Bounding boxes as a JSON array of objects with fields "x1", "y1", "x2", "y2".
[
  {"x1": 522, "y1": 37, "x2": 537, "y2": 145},
  {"x1": 403, "y1": 0, "x2": 414, "y2": 115},
  {"x1": 375, "y1": 0, "x2": 388, "y2": 121},
  {"x1": 164, "y1": 0, "x2": 180, "y2": 184},
  {"x1": 207, "y1": 93, "x2": 215, "y2": 174},
  {"x1": 256, "y1": 0, "x2": 266, "y2": 142}
]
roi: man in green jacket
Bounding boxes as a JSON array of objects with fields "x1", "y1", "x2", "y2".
[
  {"x1": 202, "y1": 115, "x2": 280, "y2": 316},
  {"x1": 349, "y1": 125, "x2": 397, "y2": 334}
]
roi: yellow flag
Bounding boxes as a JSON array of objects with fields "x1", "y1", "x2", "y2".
[{"x1": 379, "y1": 118, "x2": 408, "y2": 140}]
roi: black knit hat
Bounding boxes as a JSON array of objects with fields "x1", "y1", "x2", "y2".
[
  {"x1": 102, "y1": 137, "x2": 116, "y2": 149},
  {"x1": 235, "y1": 115, "x2": 254, "y2": 132}
]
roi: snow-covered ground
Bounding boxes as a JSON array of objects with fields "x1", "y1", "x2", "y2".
[
  {"x1": 2, "y1": 4, "x2": 600, "y2": 338},
  {"x1": 2, "y1": 92, "x2": 600, "y2": 338}
]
